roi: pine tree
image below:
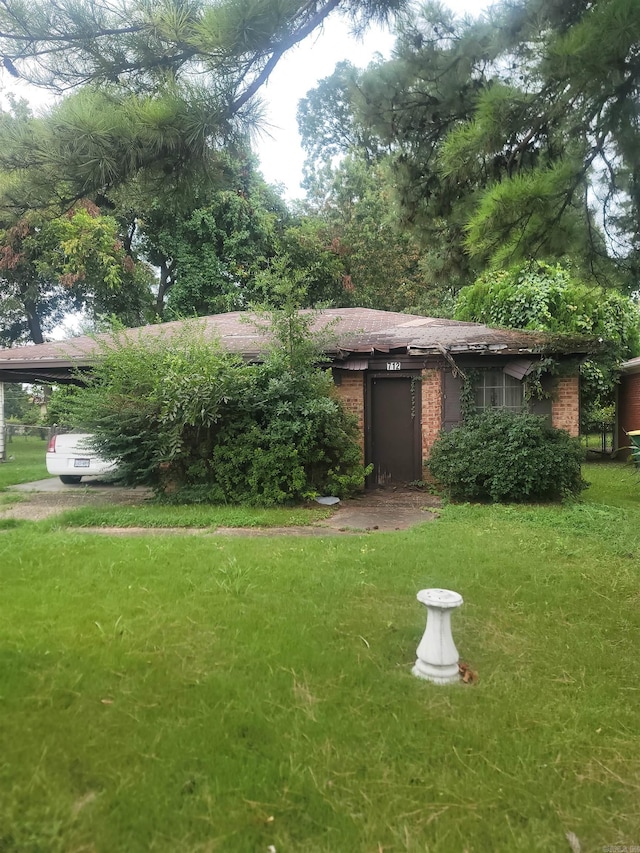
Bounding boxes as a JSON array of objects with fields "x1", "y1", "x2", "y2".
[
  {"x1": 0, "y1": 0, "x2": 407, "y2": 205},
  {"x1": 352, "y1": 0, "x2": 640, "y2": 287}
]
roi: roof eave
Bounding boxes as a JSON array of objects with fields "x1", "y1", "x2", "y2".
[
  {"x1": 621, "y1": 359, "x2": 640, "y2": 375},
  {"x1": 0, "y1": 357, "x2": 96, "y2": 371},
  {"x1": 407, "y1": 344, "x2": 546, "y2": 357}
]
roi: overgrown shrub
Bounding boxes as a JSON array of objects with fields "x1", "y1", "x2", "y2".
[
  {"x1": 203, "y1": 362, "x2": 366, "y2": 505},
  {"x1": 427, "y1": 410, "x2": 587, "y2": 502},
  {"x1": 67, "y1": 312, "x2": 368, "y2": 505},
  {"x1": 44, "y1": 385, "x2": 81, "y2": 427}
]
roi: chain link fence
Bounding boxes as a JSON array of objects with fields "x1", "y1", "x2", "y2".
[
  {"x1": 581, "y1": 420, "x2": 615, "y2": 457},
  {"x1": 1, "y1": 423, "x2": 52, "y2": 463},
  {"x1": 2, "y1": 423, "x2": 52, "y2": 444}
]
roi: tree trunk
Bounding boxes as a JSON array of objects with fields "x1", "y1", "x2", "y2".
[
  {"x1": 155, "y1": 259, "x2": 175, "y2": 317},
  {"x1": 24, "y1": 300, "x2": 45, "y2": 345}
]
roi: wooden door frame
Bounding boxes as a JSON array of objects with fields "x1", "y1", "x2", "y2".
[{"x1": 365, "y1": 370, "x2": 423, "y2": 486}]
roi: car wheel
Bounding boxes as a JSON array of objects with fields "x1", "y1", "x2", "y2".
[{"x1": 59, "y1": 475, "x2": 82, "y2": 485}]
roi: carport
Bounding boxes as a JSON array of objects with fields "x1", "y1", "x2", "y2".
[{"x1": 0, "y1": 340, "x2": 95, "y2": 461}]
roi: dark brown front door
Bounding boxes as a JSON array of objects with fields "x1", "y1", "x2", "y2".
[{"x1": 368, "y1": 374, "x2": 422, "y2": 486}]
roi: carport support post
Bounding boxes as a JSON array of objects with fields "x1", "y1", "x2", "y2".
[
  {"x1": 413, "y1": 588, "x2": 463, "y2": 684},
  {"x1": 0, "y1": 382, "x2": 5, "y2": 462}
]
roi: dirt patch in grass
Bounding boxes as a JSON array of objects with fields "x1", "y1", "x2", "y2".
[{"x1": 0, "y1": 487, "x2": 151, "y2": 522}]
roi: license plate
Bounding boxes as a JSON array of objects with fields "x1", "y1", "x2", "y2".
[{"x1": 74, "y1": 458, "x2": 91, "y2": 468}]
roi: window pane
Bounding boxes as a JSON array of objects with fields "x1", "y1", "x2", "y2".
[
  {"x1": 484, "y1": 370, "x2": 503, "y2": 389},
  {"x1": 489, "y1": 386, "x2": 504, "y2": 408},
  {"x1": 505, "y1": 375, "x2": 523, "y2": 409},
  {"x1": 475, "y1": 371, "x2": 523, "y2": 411}
]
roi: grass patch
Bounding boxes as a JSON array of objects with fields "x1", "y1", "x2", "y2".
[
  {"x1": 582, "y1": 460, "x2": 640, "y2": 510},
  {"x1": 0, "y1": 493, "x2": 23, "y2": 508},
  {"x1": 0, "y1": 463, "x2": 638, "y2": 851},
  {"x1": 0, "y1": 435, "x2": 49, "y2": 488},
  {"x1": 0, "y1": 517, "x2": 26, "y2": 530},
  {"x1": 49, "y1": 503, "x2": 333, "y2": 529}
]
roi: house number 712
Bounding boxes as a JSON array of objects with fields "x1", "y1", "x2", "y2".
[{"x1": 386, "y1": 361, "x2": 402, "y2": 371}]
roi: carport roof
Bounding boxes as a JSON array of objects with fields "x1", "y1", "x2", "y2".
[{"x1": 0, "y1": 307, "x2": 593, "y2": 384}]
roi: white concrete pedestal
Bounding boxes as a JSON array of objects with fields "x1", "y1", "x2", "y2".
[{"x1": 412, "y1": 588, "x2": 463, "y2": 684}]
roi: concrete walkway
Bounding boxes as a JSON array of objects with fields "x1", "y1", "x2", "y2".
[
  {"x1": 5, "y1": 478, "x2": 439, "y2": 532},
  {"x1": 5, "y1": 478, "x2": 152, "y2": 522},
  {"x1": 324, "y1": 489, "x2": 439, "y2": 532}
]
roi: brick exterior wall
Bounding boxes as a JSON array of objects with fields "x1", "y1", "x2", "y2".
[
  {"x1": 551, "y1": 374, "x2": 580, "y2": 437},
  {"x1": 421, "y1": 368, "x2": 443, "y2": 477},
  {"x1": 333, "y1": 366, "x2": 582, "y2": 479},
  {"x1": 617, "y1": 371, "x2": 640, "y2": 458},
  {"x1": 333, "y1": 372, "x2": 365, "y2": 456}
]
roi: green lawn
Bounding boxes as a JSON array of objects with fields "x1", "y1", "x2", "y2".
[
  {"x1": 47, "y1": 503, "x2": 332, "y2": 530},
  {"x1": 0, "y1": 464, "x2": 639, "y2": 851},
  {"x1": 0, "y1": 434, "x2": 49, "y2": 488}
]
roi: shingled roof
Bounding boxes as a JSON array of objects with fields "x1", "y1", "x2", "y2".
[{"x1": 0, "y1": 308, "x2": 592, "y2": 383}]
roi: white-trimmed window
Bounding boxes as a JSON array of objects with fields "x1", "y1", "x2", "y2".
[{"x1": 474, "y1": 370, "x2": 524, "y2": 412}]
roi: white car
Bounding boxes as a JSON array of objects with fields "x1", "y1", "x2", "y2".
[{"x1": 46, "y1": 432, "x2": 117, "y2": 484}]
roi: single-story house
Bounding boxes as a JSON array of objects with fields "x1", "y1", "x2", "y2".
[
  {"x1": 0, "y1": 308, "x2": 590, "y2": 484},
  {"x1": 616, "y1": 355, "x2": 640, "y2": 457}
]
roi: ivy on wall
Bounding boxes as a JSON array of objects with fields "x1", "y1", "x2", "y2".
[
  {"x1": 458, "y1": 359, "x2": 581, "y2": 421},
  {"x1": 460, "y1": 368, "x2": 482, "y2": 420}
]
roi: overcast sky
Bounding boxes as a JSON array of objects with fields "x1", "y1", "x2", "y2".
[{"x1": 255, "y1": 15, "x2": 394, "y2": 196}]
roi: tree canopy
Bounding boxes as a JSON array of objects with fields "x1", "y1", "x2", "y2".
[
  {"x1": 307, "y1": 0, "x2": 640, "y2": 290},
  {"x1": 2, "y1": 0, "x2": 639, "y2": 352},
  {"x1": 0, "y1": 0, "x2": 407, "y2": 208},
  {"x1": 0, "y1": 0, "x2": 410, "y2": 342},
  {"x1": 0, "y1": 0, "x2": 404, "y2": 98},
  {"x1": 0, "y1": 202, "x2": 152, "y2": 345},
  {"x1": 297, "y1": 63, "x2": 446, "y2": 313},
  {"x1": 298, "y1": 152, "x2": 431, "y2": 312}
]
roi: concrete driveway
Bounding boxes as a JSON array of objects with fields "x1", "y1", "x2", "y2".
[
  {"x1": 4, "y1": 478, "x2": 152, "y2": 522},
  {"x1": 9, "y1": 477, "x2": 145, "y2": 494}
]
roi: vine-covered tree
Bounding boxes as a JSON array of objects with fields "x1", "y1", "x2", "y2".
[
  {"x1": 250, "y1": 224, "x2": 347, "y2": 310},
  {"x1": 455, "y1": 261, "x2": 640, "y2": 424},
  {"x1": 163, "y1": 184, "x2": 285, "y2": 317},
  {"x1": 106, "y1": 149, "x2": 288, "y2": 317},
  {"x1": 107, "y1": 148, "x2": 348, "y2": 317}
]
